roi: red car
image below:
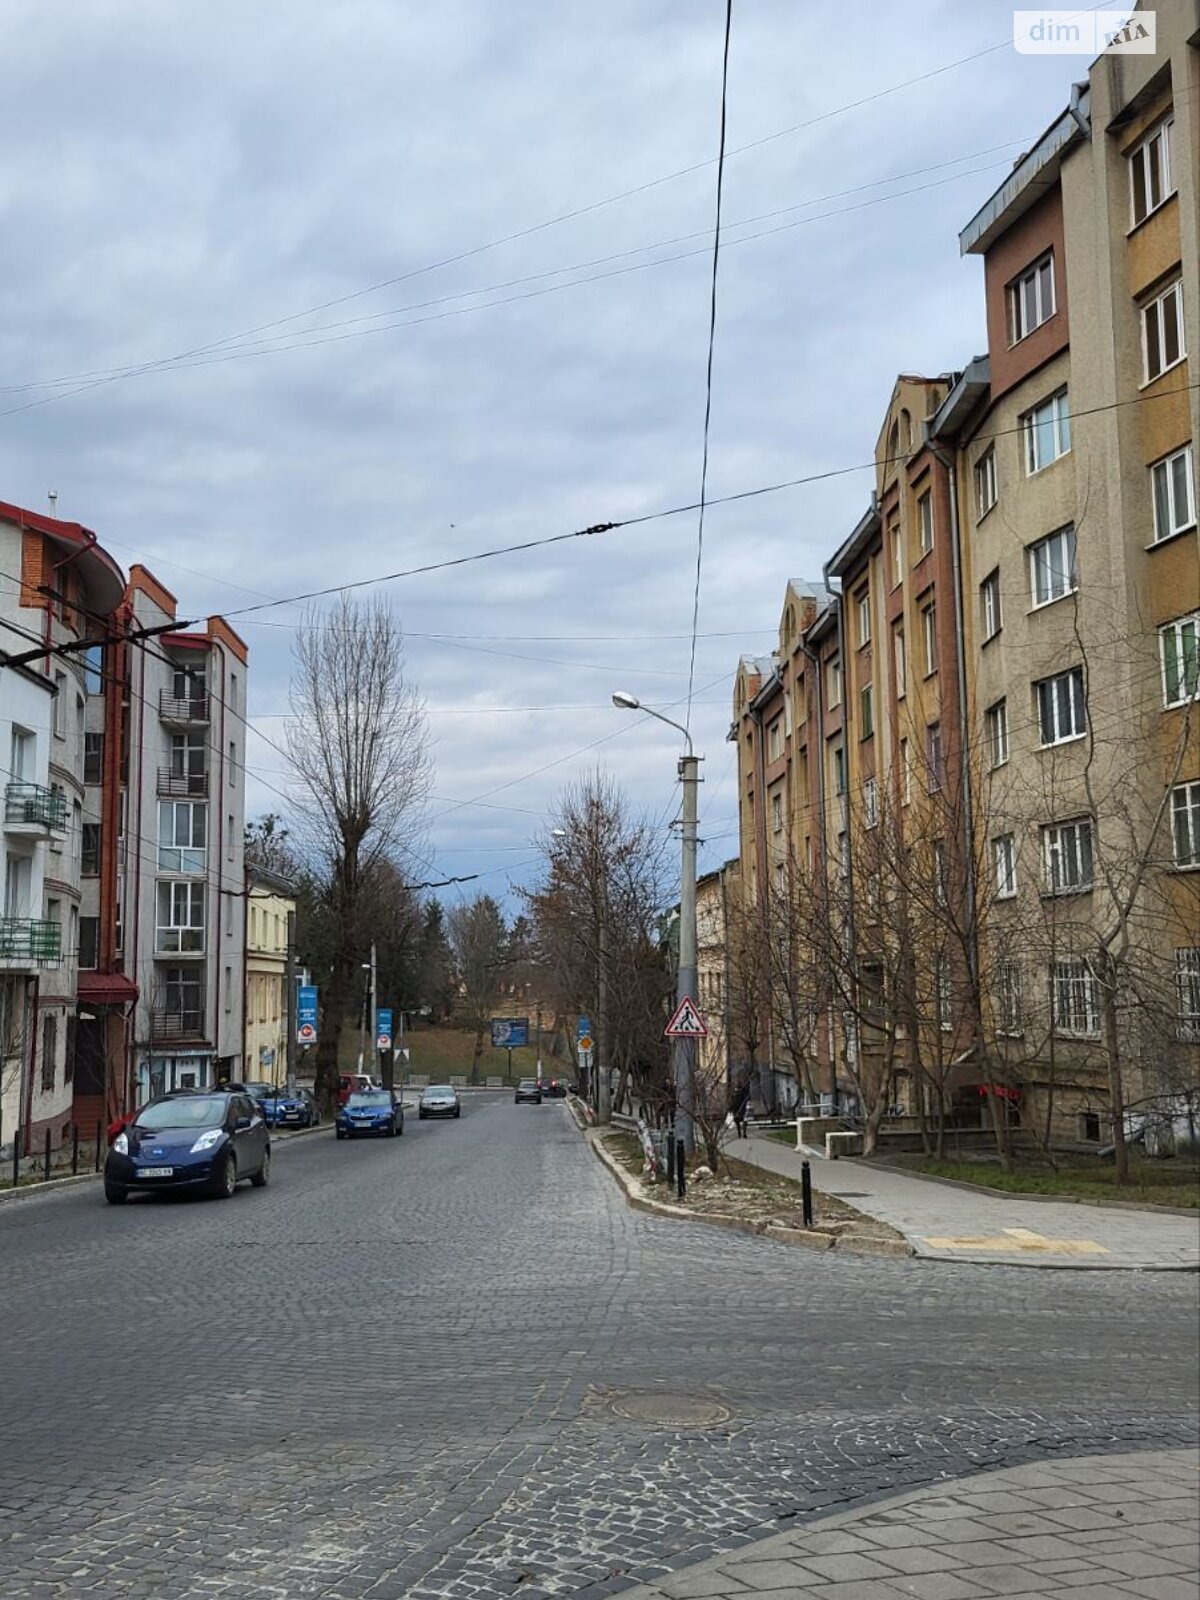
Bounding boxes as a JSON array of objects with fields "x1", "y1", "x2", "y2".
[{"x1": 338, "y1": 1073, "x2": 382, "y2": 1107}]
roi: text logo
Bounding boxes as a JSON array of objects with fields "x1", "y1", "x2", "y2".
[{"x1": 1014, "y1": 10, "x2": 1156, "y2": 54}]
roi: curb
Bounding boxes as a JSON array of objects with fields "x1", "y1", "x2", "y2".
[
  {"x1": 859, "y1": 1157, "x2": 1200, "y2": 1218},
  {"x1": 587, "y1": 1131, "x2": 913, "y2": 1259}
]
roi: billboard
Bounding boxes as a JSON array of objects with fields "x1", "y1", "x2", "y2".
[
  {"x1": 297, "y1": 984, "x2": 318, "y2": 1046},
  {"x1": 490, "y1": 1016, "x2": 529, "y2": 1049}
]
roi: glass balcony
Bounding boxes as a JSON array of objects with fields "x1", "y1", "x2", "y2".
[
  {"x1": 0, "y1": 918, "x2": 62, "y2": 964},
  {"x1": 5, "y1": 782, "x2": 68, "y2": 832}
]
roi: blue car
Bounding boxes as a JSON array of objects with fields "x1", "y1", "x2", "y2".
[
  {"x1": 263, "y1": 1086, "x2": 319, "y2": 1128},
  {"x1": 336, "y1": 1090, "x2": 404, "y2": 1140},
  {"x1": 104, "y1": 1090, "x2": 270, "y2": 1203}
]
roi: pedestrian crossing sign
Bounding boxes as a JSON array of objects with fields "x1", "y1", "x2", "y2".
[{"x1": 664, "y1": 996, "x2": 708, "y2": 1038}]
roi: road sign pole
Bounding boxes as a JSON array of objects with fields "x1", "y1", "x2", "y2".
[
  {"x1": 676, "y1": 751, "x2": 700, "y2": 1153},
  {"x1": 284, "y1": 912, "x2": 297, "y2": 1091}
]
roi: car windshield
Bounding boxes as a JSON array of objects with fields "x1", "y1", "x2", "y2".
[
  {"x1": 347, "y1": 1092, "x2": 390, "y2": 1107},
  {"x1": 137, "y1": 1096, "x2": 228, "y2": 1130},
  {"x1": 518, "y1": 1080, "x2": 537, "y2": 1090},
  {"x1": 245, "y1": 1082, "x2": 274, "y2": 1096},
  {"x1": 425, "y1": 1086, "x2": 454, "y2": 1096}
]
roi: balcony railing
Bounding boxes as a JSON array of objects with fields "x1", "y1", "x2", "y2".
[
  {"x1": 157, "y1": 768, "x2": 209, "y2": 798},
  {"x1": 151, "y1": 1008, "x2": 206, "y2": 1041},
  {"x1": 5, "y1": 782, "x2": 68, "y2": 832},
  {"x1": 159, "y1": 692, "x2": 210, "y2": 725},
  {"x1": 0, "y1": 918, "x2": 62, "y2": 964}
]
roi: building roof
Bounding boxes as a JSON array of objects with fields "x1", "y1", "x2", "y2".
[
  {"x1": 825, "y1": 502, "x2": 882, "y2": 581},
  {"x1": 247, "y1": 862, "x2": 298, "y2": 897},
  {"x1": 0, "y1": 499, "x2": 127, "y2": 615},
  {"x1": 928, "y1": 356, "x2": 991, "y2": 443},
  {"x1": 959, "y1": 84, "x2": 1090, "y2": 255}
]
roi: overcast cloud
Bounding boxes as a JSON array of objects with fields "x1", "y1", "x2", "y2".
[{"x1": 1, "y1": 2, "x2": 1078, "y2": 909}]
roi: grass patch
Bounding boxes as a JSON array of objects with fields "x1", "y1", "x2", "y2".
[
  {"x1": 335, "y1": 1023, "x2": 558, "y2": 1083},
  {"x1": 902, "y1": 1155, "x2": 1200, "y2": 1209}
]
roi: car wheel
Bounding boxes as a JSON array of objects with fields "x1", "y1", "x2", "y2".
[
  {"x1": 212, "y1": 1153, "x2": 237, "y2": 1199},
  {"x1": 104, "y1": 1182, "x2": 127, "y2": 1205},
  {"x1": 250, "y1": 1148, "x2": 270, "y2": 1188},
  {"x1": 418, "y1": 1110, "x2": 426, "y2": 1120},
  {"x1": 397, "y1": 1116, "x2": 404, "y2": 1135},
  {"x1": 454, "y1": 1107, "x2": 460, "y2": 1118},
  {"x1": 336, "y1": 1128, "x2": 345, "y2": 1140},
  {"x1": 386, "y1": 1119, "x2": 396, "y2": 1137}
]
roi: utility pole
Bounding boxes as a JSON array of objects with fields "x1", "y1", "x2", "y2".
[
  {"x1": 675, "y1": 748, "x2": 700, "y2": 1154},
  {"x1": 370, "y1": 942, "x2": 385, "y2": 1089},
  {"x1": 284, "y1": 910, "x2": 297, "y2": 1090},
  {"x1": 596, "y1": 916, "x2": 610, "y2": 1125}
]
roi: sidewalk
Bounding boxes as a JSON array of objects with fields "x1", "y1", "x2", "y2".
[
  {"x1": 739, "y1": 1135, "x2": 1200, "y2": 1270},
  {"x1": 621, "y1": 1447, "x2": 1200, "y2": 1600}
]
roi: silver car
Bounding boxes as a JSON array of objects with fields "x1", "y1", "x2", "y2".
[{"x1": 418, "y1": 1084, "x2": 461, "y2": 1120}]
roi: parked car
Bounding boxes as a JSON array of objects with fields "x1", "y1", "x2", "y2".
[
  {"x1": 336, "y1": 1090, "x2": 404, "y2": 1139},
  {"x1": 541, "y1": 1077, "x2": 568, "y2": 1098},
  {"x1": 241, "y1": 1080, "x2": 278, "y2": 1116},
  {"x1": 262, "y1": 1086, "x2": 319, "y2": 1128},
  {"x1": 337, "y1": 1072, "x2": 382, "y2": 1107},
  {"x1": 104, "y1": 1090, "x2": 270, "y2": 1203},
  {"x1": 514, "y1": 1079, "x2": 542, "y2": 1105},
  {"x1": 418, "y1": 1084, "x2": 460, "y2": 1120}
]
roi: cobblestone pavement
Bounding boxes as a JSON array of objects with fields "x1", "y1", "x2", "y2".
[
  {"x1": 0, "y1": 1099, "x2": 1196, "y2": 1600},
  {"x1": 740, "y1": 1135, "x2": 1200, "y2": 1269}
]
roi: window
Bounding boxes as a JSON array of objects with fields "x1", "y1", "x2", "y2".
[
  {"x1": 1051, "y1": 958, "x2": 1100, "y2": 1036},
  {"x1": 856, "y1": 590, "x2": 871, "y2": 646},
  {"x1": 827, "y1": 657, "x2": 842, "y2": 709},
  {"x1": 863, "y1": 776, "x2": 878, "y2": 829},
  {"x1": 932, "y1": 839, "x2": 947, "y2": 906},
  {"x1": 1008, "y1": 251, "x2": 1055, "y2": 343},
  {"x1": 1080, "y1": 1111, "x2": 1102, "y2": 1142},
  {"x1": 225, "y1": 891, "x2": 234, "y2": 937},
  {"x1": 159, "y1": 801, "x2": 207, "y2": 873},
  {"x1": 72, "y1": 801, "x2": 81, "y2": 863},
  {"x1": 900, "y1": 738, "x2": 912, "y2": 806},
  {"x1": 41, "y1": 1013, "x2": 57, "y2": 1092},
  {"x1": 1160, "y1": 614, "x2": 1199, "y2": 708},
  {"x1": 994, "y1": 834, "x2": 1017, "y2": 899},
  {"x1": 83, "y1": 732, "x2": 103, "y2": 785},
  {"x1": 1142, "y1": 280, "x2": 1184, "y2": 383},
  {"x1": 860, "y1": 683, "x2": 874, "y2": 739},
  {"x1": 893, "y1": 625, "x2": 906, "y2": 698},
  {"x1": 1129, "y1": 117, "x2": 1172, "y2": 225},
  {"x1": 937, "y1": 960, "x2": 952, "y2": 1029},
  {"x1": 1177, "y1": 949, "x2": 1200, "y2": 1041},
  {"x1": 771, "y1": 792, "x2": 783, "y2": 835},
  {"x1": 921, "y1": 601, "x2": 938, "y2": 675},
  {"x1": 226, "y1": 816, "x2": 235, "y2": 861},
  {"x1": 1151, "y1": 445, "x2": 1195, "y2": 542},
  {"x1": 917, "y1": 490, "x2": 933, "y2": 555},
  {"x1": 832, "y1": 744, "x2": 846, "y2": 797},
  {"x1": 83, "y1": 642, "x2": 103, "y2": 695},
  {"x1": 229, "y1": 672, "x2": 238, "y2": 712},
  {"x1": 1036, "y1": 667, "x2": 1086, "y2": 746},
  {"x1": 996, "y1": 961, "x2": 1023, "y2": 1034},
  {"x1": 1172, "y1": 781, "x2": 1200, "y2": 867},
  {"x1": 81, "y1": 823, "x2": 101, "y2": 876},
  {"x1": 10, "y1": 726, "x2": 34, "y2": 780},
  {"x1": 228, "y1": 741, "x2": 237, "y2": 786},
  {"x1": 156, "y1": 881, "x2": 206, "y2": 953},
  {"x1": 926, "y1": 722, "x2": 943, "y2": 793},
  {"x1": 171, "y1": 732, "x2": 206, "y2": 779},
  {"x1": 981, "y1": 569, "x2": 1002, "y2": 641},
  {"x1": 52, "y1": 672, "x2": 67, "y2": 736},
  {"x1": 79, "y1": 916, "x2": 99, "y2": 970},
  {"x1": 975, "y1": 448, "x2": 997, "y2": 519},
  {"x1": 1042, "y1": 818, "x2": 1094, "y2": 893},
  {"x1": 767, "y1": 719, "x2": 783, "y2": 761},
  {"x1": 888, "y1": 514, "x2": 903, "y2": 587},
  {"x1": 225, "y1": 965, "x2": 233, "y2": 1013},
  {"x1": 986, "y1": 699, "x2": 1009, "y2": 769},
  {"x1": 1022, "y1": 389, "x2": 1070, "y2": 474},
  {"x1": 162, "y1": 966, "x2": 204, "y2": 1033},
  {"x1": 1029, "y1": 524, "x2": 1077, "y2": 607}
]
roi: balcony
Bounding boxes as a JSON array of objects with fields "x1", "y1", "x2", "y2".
[
  {"x1": 159, "y1": 691, "x2": 210, "y2": 727},
  {"x1": 5, "y1": 782, "x2": 68, "y2": 834},
  {"x1": 0, "y1": 917, "x2": 62, "y2": 967},
  {"x1": 157, "y1": 768, "x2": 209, "y2": 798},
  {"x1": 150, "y1": 1008, "x2": 206, "y2": 1041}
]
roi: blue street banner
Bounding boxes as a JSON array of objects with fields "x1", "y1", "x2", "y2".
[
  {"x1": 376, "y1": 1009, "x2": 393, "y2": 1051},
  {"x1": 297, "y1": 985, "x2": 318, "y2": 1046},
  {"x1": 577, "y1": 1015, "x2": 590, "y2": 1041},
  {"x1": 491, "y1": 1016, "x2": 529, "y2": 1049}
]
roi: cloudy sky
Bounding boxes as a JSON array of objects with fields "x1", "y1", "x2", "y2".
[{"x1": 1, "y1": 1, "x2": 1080, "y2": 910}]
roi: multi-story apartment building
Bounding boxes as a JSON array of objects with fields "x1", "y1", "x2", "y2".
[
  {"x1": 245, "y1": 864, "x2": 295, "y2": 1085},
  {"x1": 695, "y1": 860, "x2": 736, "y2": 1094},
  {"x1": 0, "y1": 499, "x2": 126, "y2": 1156}
]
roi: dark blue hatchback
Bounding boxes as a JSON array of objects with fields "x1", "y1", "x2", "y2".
[
  {"x1": 336, "y1": 1091, "x2": 404, "y2": 1139},
  {"x1": 104, "y1": 1091, "x2": 270, "y2": 1203}
]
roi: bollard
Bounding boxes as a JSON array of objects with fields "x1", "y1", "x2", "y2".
[
  {"x1": 44, "y1": 1128, "x2": 51, "y2": 1182},
  {"x1": 72, "y1": 1123, "x2": 80, "y2": 1175},
  {"x1": 11, "y1": 1127, "x2": 19, "y2": 1190},
  {"x1": 94, "y1": 1120, "x2": 102, "y2": 1172},
  {"x1": 676, "y1": 1139, "x2": 686, "y2": 1201},
  {"x1": 665, "y1": 1129, "x2": 675, "y2": 1186},
  {"x1": 801, "y1": 1159, "x2": 814, "y2": 1229}
]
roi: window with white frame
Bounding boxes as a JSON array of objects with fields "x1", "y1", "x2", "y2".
[
  {"x1": 156, "y1": 881, "x2": 206, "y2": 953},
  {"x1": 996, "y1": 960, "x2": 1023, "y2": 1033},
  {"x1": 994, "y1": 833, "x2": 1017, "y2": 899},
  {"x1": 932, "y1": 838, "x2": 947, "y2": 906},
  {"x1": 159, "y1": 801, "x2": 207, "y2": 873},
  {"x1": 856, "y1": 590, "x2": 871, "y2": 646},
  {"x1": 52, "y1": 672, "x2": 67, "y2": 736},
  {"x1": 975, "y1": 448, "x2": 997, "y2": 519},
  {"x1": 1129, "y1": 116, "x2": 1173, "y2": 226},
  {"x1": 1160, "y1": 613, "x2": 1199, "y2": 708},
  {"x1": 771, "y1": 791, "x2": 783, "y2": 835},
  {"x1": 980, "y1": 569, "x2": 1002, "y2": 641},
  {"x1": 832, "y1": 744, "x2": 846, "y2": 796},
  {"x1": 860, "y1": 682, "x2": 874, "y2": 739},
  {"x1": 926, "y1": 722, "x2": 943, "y2": 793},
  {"x1": 900, "y1": 738, "x2": 912, "y2": 806},
  {"x1": 863, "y1": 776, "x2": 878, "y2": 829},
  {"x1": 1036, "y1": 667, "x2": 1086, "y2": 746},
  {"x1": 1177, "y1": 948, "x2": 1200, "y2": 1041},
  {"x1": 986, "y1": 699, "x2": 1009, "y2": 769},
  {"x1": 1051, "y1": 957, "x2": 1100, "y2": 1036},
  {"x1": 893, "y1": 624, "x2": 906, "y2": 698},
  {"x1": 921, "y1": 601, "x2": 938, "y2": 674},
  {"x1": 1142, "y1": 280, "x2": 1184, "y2": 383},
  {"x1": 1029, "y1": 524, "x2": 1077, "y2": 607},
  {"x1": 1172, "y1": 780, "x2": 1200, "y2": 867},
  {"x1": 1042, "y1": 817, "x2": 1094, "y2": 893},
  {"x1": 888, "y1": 514, "x2": 903, "y2": 587},
  {"x1": 917, "y1": 490, "x2": 933, "y2": 555},
  {"x1": 1022, "y1": 389, "x2": 1071, "y2": 474},
  {"x1": 827, "y1": 656, "x2": 842, "y2": 708},
  {"x1": 936, "y1": 959, "x2": 953, "y2": 1029},
  {"x1": 767, "y1": 719, "x2": 783, "y2": 760},
  {"x1": 1150, "y1": 444, "x2": 1195, "y2": 542},
  {"x1": 1008, "y1": 251, "x2": 1055, "y2": 343}
]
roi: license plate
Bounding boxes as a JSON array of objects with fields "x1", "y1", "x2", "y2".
[{"x1": 139, "y1": 1167, "x2": 174, "y2": 1178}]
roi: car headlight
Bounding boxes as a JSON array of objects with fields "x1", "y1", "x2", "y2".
[
  {"x1": 190, "y1": 1128, "x2": 225, "y2": 1154},
  {"x1": 113, "y1": 1131, "x2": 128, "y2": 1155}
]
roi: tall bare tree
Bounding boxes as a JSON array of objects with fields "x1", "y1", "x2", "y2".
[{"x1": 446, "y1": 894, "x2": 508, "y2": 1082}]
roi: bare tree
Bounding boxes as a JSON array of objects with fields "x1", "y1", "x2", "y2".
[
  {"x1": 446, "y1": 894, "x2": 508, "y2": 1082},
  {"x1": 285, "y1": 594, "x2": 430, "y2": 1111}
]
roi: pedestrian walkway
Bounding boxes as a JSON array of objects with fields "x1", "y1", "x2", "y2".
[
  {"x1": 739, "y1": 1135, "x2": 1200, "y2": 1270},
  {"x1": 621, "y1": 1447, "x2": 1200, "y2": 1600}
]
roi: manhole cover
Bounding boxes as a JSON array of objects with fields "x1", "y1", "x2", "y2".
[{"x1": 609, "y1": 1393, "x2": 731, "y2": 1427}]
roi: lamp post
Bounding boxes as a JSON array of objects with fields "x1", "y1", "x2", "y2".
[{"x1": 612, "y1": 692, "x2": 700, "y2": 1153}]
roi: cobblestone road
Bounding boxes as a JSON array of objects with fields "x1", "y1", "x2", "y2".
[{"x1": 0, "y1": 1098, "x2": 1195, "y2": 1600}]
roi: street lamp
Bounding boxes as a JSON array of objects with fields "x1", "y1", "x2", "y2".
[{"x1": 612, "y1": 691, "x2": 700, "y2": 1154}]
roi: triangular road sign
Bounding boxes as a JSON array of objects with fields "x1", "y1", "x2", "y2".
[{"x1": 664, "y1": 996, "x2": 708, "y2": 1038}]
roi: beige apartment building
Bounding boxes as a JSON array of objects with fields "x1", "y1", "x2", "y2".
[{"x1": 245, "y1": 865, "x2": 295, "y2": 1085}]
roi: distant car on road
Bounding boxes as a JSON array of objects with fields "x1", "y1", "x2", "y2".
[
  {"x1": 336, "y1": 1090, "x2": 404, "y2": 1139},
  {"x1": 262, "y1": 1086, "x2": 319, "y2": 1128},
  {"x1": 541, "y1": 1078, "x2": 567, "y2": 1098},
  {"x1": 337, "y1": 1072, "x2": 382, "y2": 1107},
  {"x1": 514, "y1": 1079, "x2": 542, "y2": 1105},
  {"x1": 418, "y1": 1084, "x2": 461, "y2": 1120},
  {"x1": 104, "y1": 1091, "x2": 270, "y2": 1203}
]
